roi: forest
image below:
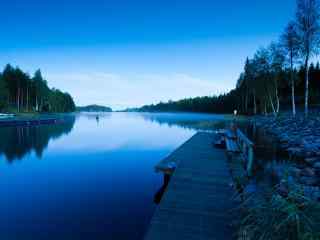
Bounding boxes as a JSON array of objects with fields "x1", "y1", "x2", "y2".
[
  {"x1": 0, "y1": 64, "x2": 75, "y2": 113},
  {"x1": 139, "y1": 64, "x2": 320, "y2": 115},
  {"x1": 76, "y1": 105, "x2": 112, "y2": 112},
  {"x1": 139, "y1": 0, "x2": 320, "y2": 116}
]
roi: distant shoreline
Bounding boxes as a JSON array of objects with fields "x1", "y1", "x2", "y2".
[
  {"x1": 76, "y1": 105, "x2": 112, "y2": 112},
  {"x1": 0, "y1": 113, "x2": 73, "y2": 127}
]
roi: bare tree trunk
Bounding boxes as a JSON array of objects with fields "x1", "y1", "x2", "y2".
[
  {"x1": 40, "y1": 99, "x2": 42, "y2": 112},
  {"x1": 275, "y1": 91, "x2": 280, "y2": 113},
  {"x1": 290, "y1": 55, "x2": 296, "y2": 116},
  {"x1": 305, "y1": 54, "x2": 309, "y2": 117},
  {"x1": 21, "y1": 90, "x2": 24, "y2": 112},
  {"x1": 242, "y1": 94, "x2": 245, "y2": 113},
  {"x1": 36, "y1": 96, "x2": 38, "y2": 111},
  {"x1": 17, "y1": 88, "x2": 20, "y2": 112},
  {"x1": 264, "y1": 102, "x2": 267, "y2": 115},
  {"x1": 273, "y1": 77, "x2": 280, "y2": 113},
  {"x1": 291, "y1": 79, "x2": 296, "y2": 116},
  {"x1": 253, "y1": 92, "x2": 257, "y2": 115},
  {"x1": 268, "y1": 93, "x2": 276, "y2": 116},
  {"x1": 290, "y1": 51, "x2": 296, "y2": 117},
  {"x1": 26, "y1": 87, "x2": 29, "y2": 112},
  {"x1": 245, "y1": 89, "x2": 249, "y2": 113}
]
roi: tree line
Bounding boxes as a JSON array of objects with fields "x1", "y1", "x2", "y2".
[
  {"x1": 139, "y1": 0, "x2": 320, "y2": 116},
  {"x1": 237, "y1": 0, "x2": 320, "y2": 117},
  {"x1": 0, "y1": 64, "x2": 75, "y2": 113}
]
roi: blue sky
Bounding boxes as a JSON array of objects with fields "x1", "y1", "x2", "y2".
[{"x1": 1, "y1": 0, "x2": 295, "y2": 110}]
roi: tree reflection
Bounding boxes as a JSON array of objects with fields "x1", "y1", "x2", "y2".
[
  {"x1": 0, "y1": 116, "x2": 75, "y2": 162},
  {"x1": 140, "y1": 113, "x2": 231, "y2": 131}
]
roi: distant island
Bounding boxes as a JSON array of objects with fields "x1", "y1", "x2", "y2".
[{"x1": 76, "y1": 105, "x2": 112, "y2": 112}]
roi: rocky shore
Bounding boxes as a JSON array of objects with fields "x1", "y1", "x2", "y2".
[{"x1": 252, "y1": 112, "x2": 320, "y2": 189}]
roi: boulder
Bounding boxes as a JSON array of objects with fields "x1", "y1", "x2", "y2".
[
  {"x1": 304, "y1": 157, "x2": 319, "y2": 165},
  {"x1": 314, "y1": 162, "x2": 320, "y2": 170},
  {"x1": 289, "y1": 167, "x2": 301, "y2": 177},
  {"x1": 300, "y1": 168, "x2": 316, "y2": 177},
  {"x1": 299, "y1": 176, "x2": 319, "y2": 186}
]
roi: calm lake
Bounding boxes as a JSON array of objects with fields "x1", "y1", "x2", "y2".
[{"x1": 0, "y1": 112, "x2": 233, "y2": 240}]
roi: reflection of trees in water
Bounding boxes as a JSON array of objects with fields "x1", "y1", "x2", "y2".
[
  {"x1": 0, "y1": 116, "x2": 76, "y2": 162},
  {"x1": 140, "y1": 113, "x2": 233, "y2": 131}
]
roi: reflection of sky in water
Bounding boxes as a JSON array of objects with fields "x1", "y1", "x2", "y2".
[
  {"x1": 49, "y1": 113, "x2": 195, "y2": 152},
  {"x1": 0, "y1": 112, "x2": 228, "y2": 240}
]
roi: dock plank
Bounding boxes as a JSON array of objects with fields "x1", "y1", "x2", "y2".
[{"x1": 145, "y1": 132, "x2": 236, "y2": 240}]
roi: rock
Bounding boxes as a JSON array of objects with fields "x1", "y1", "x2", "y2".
[
  {"x1": 314, "y1": 162, "x2": 320, "y2": 169},
  {"x1": 289, "y1": 167, "x2": 301, "y2": 177},
  {"x1": 304, "y1": 157, "x2": 319, "y2": 165},
  {"x1": 253, "y1": 113, "x2": 320, "y2": 168},
  {"x1": 299, "y1": 176, "x2": 319, "y2": 186},
  {"x1": 287, "y1": 147, "x2": 302, "y2": 155},
  {"x1": 300, "y1": 168, "x2": 316, "y2": 177},
  {"x1": 302, "y1": 186, "x2": 320, "y2": 200},
  {"x1": 278, "y1": 181, "x2": 289, "y2": 197},
  {"x1": 278, "y1": 186, "x2": 289, "y2": 197}
]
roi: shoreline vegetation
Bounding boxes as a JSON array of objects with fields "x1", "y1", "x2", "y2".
[
  {"x1": 0, "y1": 64, "x2": 76, "y2": 114},
  {"x1": 76, "y1": 104, "x2": 112, "y2": 112},
  {"x1": 134, "y1": 0, "x2": 320, "y2": 118}
]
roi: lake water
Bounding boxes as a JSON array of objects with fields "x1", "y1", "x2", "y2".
[{"x1": 0, "y1": 112, "x2": 231, "y2": 240}]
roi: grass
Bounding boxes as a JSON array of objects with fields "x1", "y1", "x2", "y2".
[{"x1": 238, "y1": 181, "x2": 320, "y2": 240}]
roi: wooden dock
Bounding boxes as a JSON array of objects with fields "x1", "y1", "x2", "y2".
[{"x1": 145, "y1": 132, "x2": 236, "y2": 240}]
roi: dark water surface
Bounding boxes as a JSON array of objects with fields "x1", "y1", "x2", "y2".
[{"x1": 0, "y1": 112, "x2": 231, "y2": 240}]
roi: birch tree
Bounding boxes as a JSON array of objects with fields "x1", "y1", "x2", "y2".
[
  {"x1": 296, "y1": 0, "x2": 320, "y2": 116},
  {"x1": 281, "y1": 21, "x2": 300, "y2": 116},
  {"x1": 269, "y1": 42, "x2": 286, "y2": 114},
  {"x1": 253, "y1": 48, "x2": 278, "y2": 116},
  {"x1": 244, "y1": 58, "x2": 257, "y2": 114}
]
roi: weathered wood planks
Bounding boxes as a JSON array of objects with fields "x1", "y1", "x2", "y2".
[{"x1": 145, "y1": 132, "x2": 236, "y2": 240}]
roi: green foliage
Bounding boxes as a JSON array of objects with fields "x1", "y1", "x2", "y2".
[
  {"x1": 76, "y1": 105, "x2": 112, "y2": 112},
  {"x1": 0, "y1": 64, "x2": 75, "y2": 113},
  {"x1": 0, "y1": 73, "x2": 9, "y2": 110},
  {"x1": 138, "y1": 0, "x2": 320, "y2": 116},
  {"x1": 138, "y1": 62, "x2": 320, "y2": 115},
  {"x1": 138, "y1": 93, "x2": 240, "y2": 114},
  {"x1": 48, "y1": 89, "x2": 76, "y2": 113}
]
